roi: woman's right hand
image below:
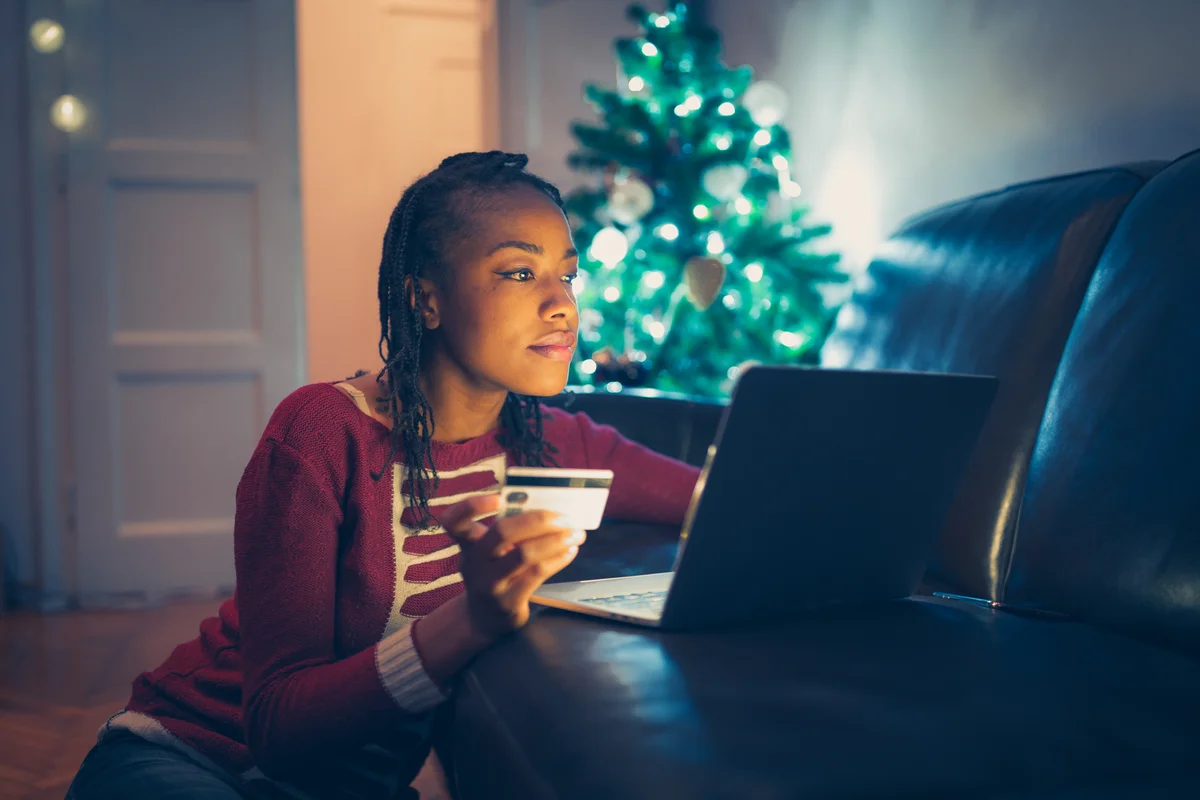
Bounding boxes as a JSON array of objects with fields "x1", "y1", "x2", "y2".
[{"x1": 442, "y1": 494, "x2": 584, "y2": 639}]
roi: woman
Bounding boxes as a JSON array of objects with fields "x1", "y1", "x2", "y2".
[{"x1": 67, "y1": 151, "x2": 700, "y2": 798}]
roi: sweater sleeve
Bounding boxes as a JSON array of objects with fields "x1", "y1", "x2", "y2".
[
  {"x1": 234, "y1": 436, "x2": 442, "y2": 777},
  {"x1": 573, "y1": 411, "x2": 701, "y2": 525}
]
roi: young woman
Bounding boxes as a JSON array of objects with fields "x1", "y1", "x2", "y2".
[{"x1": 66, "y1": 152, "x2": 700, "y2": 799}]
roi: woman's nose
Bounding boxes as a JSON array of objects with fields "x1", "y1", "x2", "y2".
[{"x1": 542, "y1": 282, "x2": 578, "y2": 321}]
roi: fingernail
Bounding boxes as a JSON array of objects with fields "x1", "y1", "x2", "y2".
[
  {"x1": 567, "y1": 530, "x2": 587, "y2": 545},
  {"x1": 566, "y1": 545, "x2": 579, "y2": 558}
]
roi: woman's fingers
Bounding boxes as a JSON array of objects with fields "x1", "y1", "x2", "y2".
[
  {"x1": 491, "y1": 529, "x2": 585, "y2": 594},
  {"x1": 477, "y1": 510, "x2": 574, "y2": 559},
  {"x1": 442, "y1": 494, "x2": 502, "y2": 544},
  {"x1": 502, "y1": 539, "x2": 584, "y2": 601}
]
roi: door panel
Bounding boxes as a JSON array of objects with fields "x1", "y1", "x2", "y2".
[{"x1": 65, "y1": 0, "x2": 304, "y2": 603}]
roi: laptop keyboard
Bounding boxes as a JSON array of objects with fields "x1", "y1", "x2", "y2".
[{"x1": 578, "y1": 589, "x2": 668, "y2": 615}]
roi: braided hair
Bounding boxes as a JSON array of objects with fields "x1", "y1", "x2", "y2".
[{"x1": 373, "y1": 151, "x2": 565, "y2": 527}]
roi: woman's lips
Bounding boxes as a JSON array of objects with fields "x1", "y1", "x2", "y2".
[
  {"x1": 528, "y1": 344, "x2": 574, "y2": 362},
  {"x1": 529, "y1": 329, "x2": 576, "y2": 362}
]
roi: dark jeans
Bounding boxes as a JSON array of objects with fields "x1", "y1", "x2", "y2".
[
  {"x1": 66, "y1": 731, "x2": 250, "y2": 799},
  {"x1": 66, "y1": 730, "x2": 425, "y2": 799}
]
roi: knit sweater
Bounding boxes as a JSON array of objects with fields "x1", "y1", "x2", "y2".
[{"x1": 100, "y1": 381, "x2": 700, "y2": 797}]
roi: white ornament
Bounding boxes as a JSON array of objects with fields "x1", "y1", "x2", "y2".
[
  {"x1": 581, "y1": 309, "x2": 604, "y2": 331},
  {"x1": 702, "y1": 163, "x2": 748, "y2": 201},
  {"x1": 743, "y1": 81, "x2": 789, "y2": 127},
  {"x1": 608, "y1": 174, "x2": 655, "y2": 225},
  {"x1": 589, "y1": 226, "x2": 629, "y2": 266},
  {"x1": 50, "y1": 95, "x2": 87, "y2": 133}
]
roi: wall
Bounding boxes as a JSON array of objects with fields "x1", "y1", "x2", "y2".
[
  {"x1": 497, "y1": 0, "x2": 637, "y2": 192},
  {"x1": 713, "y1": 0, "x2": 1200, "y2": 267},
  {"x1": 499, "y1": 0, "x2": 1200, "y2": 270},
  {"x1": 0, "y1": 0, "x2": 36, "y2": 605},
  {"x1": 297, "y1": 0, "x2": 494, "y2": 383}
]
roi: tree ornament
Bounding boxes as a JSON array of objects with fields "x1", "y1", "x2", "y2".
[
  {"x1": 608, "y1": 172, "x2": 655, "y2": 225},
  {"x1": 701, "y1": 163, "x2": 748, "y2": 201},
  {"x1": 683, "y1": 256, "x2": 727, "y2": 311},
  {"x1": 743, "y1": 80, "x2": 789, "y2": 127}
]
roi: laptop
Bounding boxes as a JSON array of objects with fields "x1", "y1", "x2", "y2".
[{"x1": 530, "y1": 365, "x2": 998, "y2": 630}]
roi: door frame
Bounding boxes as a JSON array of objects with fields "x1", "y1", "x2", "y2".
[{"x1": 19, "y1": 0, "x2": 75, "y2": 610}]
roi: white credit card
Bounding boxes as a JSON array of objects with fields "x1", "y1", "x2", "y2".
[{"x1": 500, "y1": 467, "x2": 614, "y2": 531}]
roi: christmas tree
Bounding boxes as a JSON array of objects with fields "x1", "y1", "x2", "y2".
[{"x1": 564, "y1": 1, "x2": 846, "y2": 398}]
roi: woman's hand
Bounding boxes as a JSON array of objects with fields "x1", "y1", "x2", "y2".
[{"x1": 442, "y1": 494, "x2": 584, "y2": 639}]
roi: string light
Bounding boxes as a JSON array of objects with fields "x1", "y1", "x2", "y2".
[
  {"x1": 29, "y1": 19, "x2": 64, "y2": 53},
  {"x1": 718, "y1": 102, "x2": 736, "y2": 116},
  {"x1": 714, "y1": 134, "x2": 732, "y2": 151},
  {"x1": 657, "y1": 223, "x2": 679, "y2": 241},
  {"x1": 745, "y1": 262, "x2": 764, "y2": 282},
  {"x1": 589, "y1": 226, "x2": 629, "y2": 265},
  {"x1": 734, "y1": 197, "x2": 752, "y2": 215},
  {"x1": 674, "y1": 93, "x2": 702, "y2": 117},
  {"x1": 641, "y1": 42, "x2": 658, "y2": 57},
  {"x1": 628, "y1": 76, "x2": 645, "y2": 92},
  {"x1": 604, "y1": 286, "x2": 621, "y2": 302},
  {"x1": 50, "y1": 95, "x2": 87, "y2": 132},
  {"x1": 693, "y1": 204, "x2": 710, "y2": 220},
  {"x1": 774, "y1": 330, "x2": 806, "y2": 349},
  {"x1": 753, "y1": 129, "x2": 772, "y2": 146},
  {"x1": 580, "y1": 359, "x2": 598, "y2": 375},
  {"x1": 706, "y1": 231, "x2": 725, "y2": 254},
  {"x1": 642, "y1": 270, "x2": 666, "y2": 289}
]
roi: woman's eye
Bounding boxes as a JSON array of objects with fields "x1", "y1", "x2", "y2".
[
  {"x1": 503, "y1": 268, "x2": 535, "y2": 282},
  {"x1": 563, "y1": 272, "x2": 580, "y2": 284}
]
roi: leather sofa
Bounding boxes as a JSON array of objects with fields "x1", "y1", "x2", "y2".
[{"x1": 436, "y1": 148, "x2": 1200, "y2": 798}]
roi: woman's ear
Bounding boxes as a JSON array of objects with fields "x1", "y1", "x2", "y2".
[{"x1": 404, "y1": 276, "x2": 441, "y2": 330}]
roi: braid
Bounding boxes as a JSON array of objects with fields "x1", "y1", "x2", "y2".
[
  {"x1": 373, "y1": 151, "x2": 565, "y2": 527},
  {"x1": 498, "y1": 393, "x2": 560, "y2": 468}
]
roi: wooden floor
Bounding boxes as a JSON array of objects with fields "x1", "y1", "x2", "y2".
[{"x1": 0, "y1": 599, "x2": 449, "y2": 800}]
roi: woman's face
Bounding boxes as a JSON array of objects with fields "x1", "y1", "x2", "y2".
[{"x1": 421, "y1": 185, "x2": 581, "y2": 397}]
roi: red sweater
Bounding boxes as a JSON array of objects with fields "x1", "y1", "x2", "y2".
[{"x1": 101, "y1": 382, "x2": 699, "y2": 796}]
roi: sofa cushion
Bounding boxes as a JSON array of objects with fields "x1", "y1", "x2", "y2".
[
  {"x1": 822, "y1": 164, "x2": 1163, "y2": 602},
  {"x1": 442, "y1": 598, "x2": 1200, "y2": 799},
  {"x1": 1004, "y1": 149, "x2": 1200, "y2": 657}
]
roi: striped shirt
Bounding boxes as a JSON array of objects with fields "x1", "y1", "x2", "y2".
[{"x1": 101, "y1": 380, "x2": 699, "y2": 797}]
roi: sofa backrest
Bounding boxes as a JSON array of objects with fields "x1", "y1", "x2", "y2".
[
  {"x1": 821, "y1": 164, "x2": 1162, "y2": 600},
  {"x1": 1003, "y1": 149, "x2": 1200, "y2": 656},
  {"x1": 541, "y1": 389, "x2": 724, "y2": 468}
]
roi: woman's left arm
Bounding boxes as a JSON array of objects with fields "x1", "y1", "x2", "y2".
[{"x1": 571, "y1": 411, "x2": 701, "y2": 525}]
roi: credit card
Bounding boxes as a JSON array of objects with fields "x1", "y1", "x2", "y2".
[{"x1": 500, "y1": 467, "x2": 614, "y2": 531}]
